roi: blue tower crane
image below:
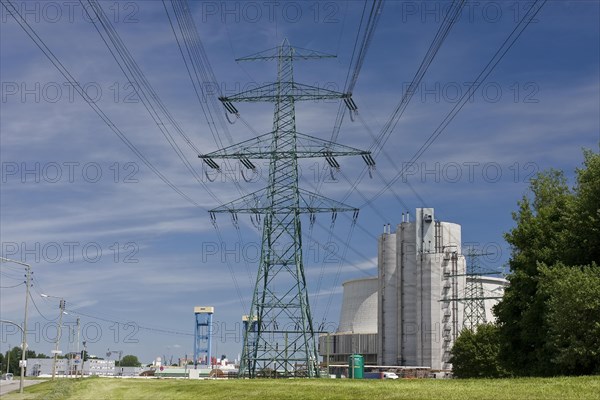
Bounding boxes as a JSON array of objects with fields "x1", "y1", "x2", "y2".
[{"x1": 194, "y1": 306, "x2": 214, "y2": 368}]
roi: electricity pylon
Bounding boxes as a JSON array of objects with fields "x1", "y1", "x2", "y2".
[
  {"x1": 462, "y1": 249, "x2": 490, "y2": 330},
  {"x1": 200, "y1": 39, "x2": 374, "y2": 378}
]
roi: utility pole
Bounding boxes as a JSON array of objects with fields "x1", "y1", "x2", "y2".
[
  {"x1": 76, "y1": 318, "x2": 80, "y2": 377},
  {"x1": 6, "y1": 344, "x2": 10, "y2": 375},
  {"x1": 20, "y1": 264, "x2": 30, "y2": 393},
  {"x1": 46, "y1": 297, "x2": 65, "y2": 380},
  {"x1": 0, "y1": 256, "x2": 31, "y2": 394},
  {"x1": 201, "y1": 39, "x2": 374, "y2": 378},
  {"x1": 68, "y1": 324, "x2": 76, "y2": 376}
]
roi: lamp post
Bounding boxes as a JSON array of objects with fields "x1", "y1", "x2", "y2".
[
  {"x1": 75, "y1": 318, "x2": 80, "y2": 377},
  {"x1": 0, "y1": 257, "x2": 31, "y2": 394},
  {"x1": 81, "y1": 341, "x2": 87, "y2": 378},
  {"x1": 41, "y1": 294, "x2": 65, "y2": 380}
]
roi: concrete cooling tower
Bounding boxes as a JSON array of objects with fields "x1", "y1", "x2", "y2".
[{"x1": 337, "y1": 277, "x2": 378, "y2": 334}]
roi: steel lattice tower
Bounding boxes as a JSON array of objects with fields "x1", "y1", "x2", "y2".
[
  {"x1": 462, "y1": 250, "x2": 488, "y2": 330},
  {"x1": 193, "y1": 306, "x2": 214, "y2": 367},
  {"x1": 200, "y1": 39, "x2": 374, "y2": 378}
]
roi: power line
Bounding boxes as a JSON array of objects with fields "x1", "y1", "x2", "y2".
[
  {"x1": 0, "y1": 282, "x2": 24, "y2": 289},
  {"x1": 320, "y1": 215, "x2": 358, "y2": 324},
  {"x1": 66, "y1": 309, "x2": 193, "y2": 337},
  {"x1": 368, "y1": 0, "x2": 466, "y2": 155},
  {"x1": 28, "y1": 292, "x2": 58, "y2": 322},
  {"x1": 346, "y1": 0, "x2": 385, "y2": 95},
  {"x1": 166, "y1": 0, "x2": 258, "y2": 195},
  {"x1": 82, "y1": 0, "x2": 222, "y2": 206},
  {"x1": 165, "y1": 0, "x2": 273, "y2": 313},
  {"x1": 329, "y1": 0, "x2": 385, "y2": 145},
  {"x1": 1, "y1": 0, "x2": 202, "y2": 208},
  {"x1": 0, "y1": 263, "x2": 26, "y2": 278},
  {"x1": 311, "y1": 213, "x2": 339, "y2": 315},
  {"x1": 210, "y1": 219, "x2": 250, "y2": 312},
  {"x1": 89, "y1": 0, "x2": 255, "y2": 312},
  {"x1": 0, "y1": 271, "x2": 24, "y2": 281},
  {"x1": 361, "y1": 0, "x2": 547, "y2": 207},
  {"x1": 306, "y1": 0, "x2": 466, "y2": 284},
  {"x1": 341, "y1": 0, "x2": 467, "y2": 204},
  {"x1": 164, "y1": 0, "x2": 233, "y2": 147},
  {"x1": 343, "y1": 1, "x2": 369, "y2": 94}
]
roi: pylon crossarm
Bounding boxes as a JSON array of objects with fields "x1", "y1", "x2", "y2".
[
  {"x1": 295, "y1": 132, "x2": 370, "y2": 158},
  {"x1": 199, "y1": 131, "x2": 370, "y2": 161},
  {"x1": 297, "y1": 188, "x2": 357, "y2": 212},
  {"x1": 209, "y1": 188, "x2": 357, "y2": 214},
  {"x1": 221, "y1": 82, "x2": 346, "y2": 103},
  {"x1": 236, "y1": 42, "x2": 336, "y2": 62}
]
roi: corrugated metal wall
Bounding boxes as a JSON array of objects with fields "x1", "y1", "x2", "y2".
[{"x1": 318, "y1": 333, "x2": 378, "y2": 358}]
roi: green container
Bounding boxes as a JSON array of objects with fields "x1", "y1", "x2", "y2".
[{"x1": 348, "y1": 354, "x2": 364, "y2": 379}]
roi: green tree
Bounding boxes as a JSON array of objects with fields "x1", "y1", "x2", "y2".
[
  {"x1": 494, "y1": 149, "x2": 600, "y2": 376},
  {"x1": 494, "y1": 169, "x2": 571, "y2": 375},
  {"x1": 451, "y1": 324, "x2": 507, "y2": 378},
  {"x1": 538, "y1": 262, "x2": 600, "y2": 375},
  {"x1": 565, "y1": 149, "x2": 600, "y2": 264},
  {"x1": 2, "y1": 347, "x2": 37, "y2": 375},
  {"x1": 118, "y1": 355, "x2": 141, "y2": 367}
]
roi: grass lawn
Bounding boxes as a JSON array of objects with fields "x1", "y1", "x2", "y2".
[{"x1": 3, "y1": 376, "x2": 599, "y2": 400}]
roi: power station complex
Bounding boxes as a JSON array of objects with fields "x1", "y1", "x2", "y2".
[{"x1": 319, "y1": 208, "x2": 507, "y2": 371}]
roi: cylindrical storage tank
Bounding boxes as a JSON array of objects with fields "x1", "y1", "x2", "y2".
[
  {"x1": 397, "y1": 221, "x2": 417, "y2": 366},
  {"x1": 348, "y1": 354, "x2": 364, "y2": 379},
  {"x1": 378, "y1": 232, "x2": 397, "y2": 365}
]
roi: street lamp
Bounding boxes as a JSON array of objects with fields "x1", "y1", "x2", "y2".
[
  {"x1": 81, "y1": 341, "x2": 88, "y2": 378},
  {"x1": 0, "y1": 257, "x2": 31, "y2": 394},
  {"x1": 41, "y1": 294, "x2": 65, "y2": 380}
]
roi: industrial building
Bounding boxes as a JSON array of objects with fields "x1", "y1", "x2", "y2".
[
  {"x1": 319, "y1": 208, "x2": 507, "y2": 371},
  {"x1": 26, "y1": 358, "x2": 115, "y2": 377}
]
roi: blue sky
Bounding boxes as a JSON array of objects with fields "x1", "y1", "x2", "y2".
[{"x1": 1, "y1": 1, "x2": 598, "y2": 364}]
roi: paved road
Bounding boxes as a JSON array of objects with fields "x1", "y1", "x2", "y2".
[{"x1": 0, "y1": 379, "x2": 44, "y2": 396}]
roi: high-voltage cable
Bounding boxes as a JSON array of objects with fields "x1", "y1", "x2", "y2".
[
  {"x1": 361, "y1": 0, "x2": 547, "y2": 208},
  {"x1": 1, "y1": 0, "x2": 201, "y2": 208},
  {"x1": 83, "y1": 0, "x2": 222, "y2": 205}
]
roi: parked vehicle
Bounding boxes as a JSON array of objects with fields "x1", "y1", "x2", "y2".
[
  {"x1": 363, "y1": 371, "x2": 399, "y2": 380},
  {"x1": 1, "y1": 373, "x2": 14, "y2": 381},
  {"x1": 363, "y1": 372, "x2": 384, "y2": 379},
  {"x1": 383, "y1": 372, "x2": 399, "y2": 379}
]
